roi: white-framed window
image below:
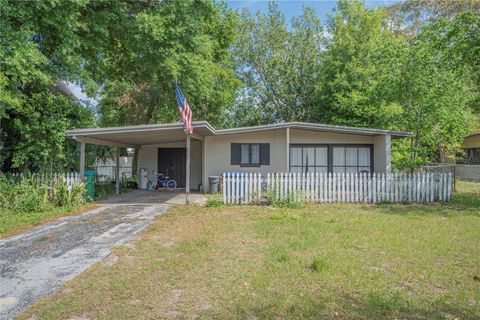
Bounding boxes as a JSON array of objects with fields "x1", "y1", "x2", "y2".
[
  {"x1": 289, "y1": 144, "x2": 373, "y2": 173},
  {"x1": 241, "y1": 143, "x2": 260, "y2": 165},
  {"x1": 332, "y1": 146, "x2": 372, "y2": 173},
  {"x1": 289, "y1": 145, "x2": 328, "y2": 173}
]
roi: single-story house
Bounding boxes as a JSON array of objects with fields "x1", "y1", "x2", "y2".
[{"x1": 66, "y1": 121, "x2": 411, "y2": 193}]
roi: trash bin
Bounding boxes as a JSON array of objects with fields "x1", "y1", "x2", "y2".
[
  {"x1": 84, "y1": 171, "x2": 96, "y2": 200},
  {"x1": 208, "y1": 176, "x2": 221, "y2": 194}
]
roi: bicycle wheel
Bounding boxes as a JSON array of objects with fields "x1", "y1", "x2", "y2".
[{"x1": 166, "y1": 180, "x2": 177, "y2": 189}]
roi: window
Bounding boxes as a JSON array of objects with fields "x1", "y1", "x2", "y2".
[
  {"x1": 289, "y1": 144, "x2": 373, "y2": 173},
  {"x1": 231, "y1": 143, "x2": 270, "y2": 166},
  {"x1": 289, "y1": 145, "x2": 328, "y2": 174},
  {"x1": 241, "y1": 143, "x2": 260, "y2": 165},
  {"x1": 332, "y1": 146, "x2": 372, "y2": 173}
]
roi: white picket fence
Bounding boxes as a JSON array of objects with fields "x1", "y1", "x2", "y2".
[
  {"x1": 222, "y1": 172, "x2": 453, "y2": 205},
  {"x1": 10, "y1": 172, "x2": 82, "y2": 186}
]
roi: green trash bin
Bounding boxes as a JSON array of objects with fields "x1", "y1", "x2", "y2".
[{"x1": 84, "y1": 171, "x2": 96, "y2": 201}]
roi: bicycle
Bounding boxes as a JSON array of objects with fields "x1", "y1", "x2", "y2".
[{"x1": 154, "y1": 172, "x2": 177, "y2": 190}]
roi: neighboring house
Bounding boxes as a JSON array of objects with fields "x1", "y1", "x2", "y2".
[
  {"x1": 93, "y1": 157, "x2": 133, "y2": 181},
  {"x1": 459, "y1": 133, "x2": 480, "y2": 165},
  {"x1": 454, "y1": 132, "x2": 480, "y2": 182},
  {"x1": 66, "y1": 121, "x2": 411, "y2": 192}
]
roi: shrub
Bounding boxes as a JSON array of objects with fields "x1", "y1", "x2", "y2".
[{"x1": 50, "y1": 178, "x2": 86, "y2": 207}]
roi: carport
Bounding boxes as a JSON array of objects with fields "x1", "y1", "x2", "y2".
[{"x1": 66, "y1": 121, "x2": 215, "y2": 201}]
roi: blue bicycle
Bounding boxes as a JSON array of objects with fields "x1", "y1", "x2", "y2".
[{"x1": 154, "y1": 172, "x2": 177, "y2": 190}]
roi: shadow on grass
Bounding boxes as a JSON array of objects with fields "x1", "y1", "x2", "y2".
[
  {"x1": 333, "y1": 291, "x2": 477, "y2": 320},
  {"x1": 229, "y1": 291, "x2": 477, "y2": 319},
  {"x1": 374, "y1": 190, "x2": 480, "y2": 217}
]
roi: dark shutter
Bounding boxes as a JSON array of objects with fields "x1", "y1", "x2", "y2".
[
  {"x1": 260, "y1": 143, "x2": 270, "y2": 165},
  {"x1": 231, "y1": 143, "x2": 241, "y2": 165}
]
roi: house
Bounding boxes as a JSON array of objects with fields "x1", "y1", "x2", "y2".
[
  {"x1": 459, "y1": 132, "x2": 480, "y2": 165},
  {"x1": 93, "y1": 156, "x2": 133, "y2": 182},
  {"x1": 66, "y1": 121, "x2": 412, "y2": 193}
]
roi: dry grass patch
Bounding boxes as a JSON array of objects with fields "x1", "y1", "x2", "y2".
[{"x1": 18, "y1": 182, "x2": 480, "y2": 319}]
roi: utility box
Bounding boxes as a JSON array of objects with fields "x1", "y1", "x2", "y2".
[{"x1": 84, "y1": 171, "x2": 96, "y2": 201}]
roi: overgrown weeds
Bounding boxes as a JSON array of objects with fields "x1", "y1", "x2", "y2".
[
  {"x1": 0, "y1": 174, "x2": 85, "y2": 212},
  {"x1": 0, "y1": 173, "x2": 87, "y2": 236}
]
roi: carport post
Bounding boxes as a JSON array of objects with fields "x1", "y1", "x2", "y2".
[
  {"x1": 115, "y1": 147, "x2": 120, "y2": 195},
  {"x1": 79, "y1": 141, "x2": 85, "y2": 181},
  {"x1": 185, "y1": 134, "x2": 190, "y2": 204}
]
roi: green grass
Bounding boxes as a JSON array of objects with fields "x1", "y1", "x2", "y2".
[
  {"x1": 18, "y1": 182, "x2": 480, "y2": 319},
  {"x1": 0, "y1": 204, "x2": 93, "y2": 238}
]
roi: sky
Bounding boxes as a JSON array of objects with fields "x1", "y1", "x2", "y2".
[
  {"x1": 68, "y1": 0, "x2": 400, "y2": 104},
  {"x1": 227, "y1": 0, "x2": 399, "y2": 22}
]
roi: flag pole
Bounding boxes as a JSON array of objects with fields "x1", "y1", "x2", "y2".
[{"x1": 185, "y1": 131, "x2": 190, "y2": 204}]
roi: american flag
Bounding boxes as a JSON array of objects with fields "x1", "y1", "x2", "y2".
[{"x1": 175, "y1": 83, "x2": 193, "y2": 134}]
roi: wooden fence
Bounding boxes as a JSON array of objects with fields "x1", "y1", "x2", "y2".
[
  {"x1": 10, "y1": 172, "x2": 81, "y2": 187},
  {"x1": 222, "y1": 172, "x2": 453, "y2": 205}
]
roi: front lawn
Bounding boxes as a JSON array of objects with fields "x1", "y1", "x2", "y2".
[{"x1": 19, "y1": 182, "x2": 480, "y2": 319}]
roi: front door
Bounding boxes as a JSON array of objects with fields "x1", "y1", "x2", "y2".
[{"x1": 157, "y1": 148, "x2": 186, "y2": 187}]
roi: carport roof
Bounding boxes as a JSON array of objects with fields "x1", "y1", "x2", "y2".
[{"x1": 66, "y1": 120, "x2": 412, "y2": 147}]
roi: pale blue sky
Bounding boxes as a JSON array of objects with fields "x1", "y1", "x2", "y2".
[
  {"x1": 227, "y1": 0, "x2": 399, "y2": 22},
  {"x1": 69, "y1": 0, "x2": 400, "y2": 103}
]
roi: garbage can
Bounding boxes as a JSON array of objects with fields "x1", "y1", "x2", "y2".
[
  {"x1": 84, "y1": 171, "x2": 96, "y2": 201},
  {"x1": 208, "y1": 176, "x2": 221, "y2": 194}
]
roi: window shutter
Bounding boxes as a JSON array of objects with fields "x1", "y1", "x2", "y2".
[
  {"x1": 260, "y1": 143, "x2": 270, "y2": 165},
  {"x1": 231, "y1": 143, "x2": 241, "y2": 165}
]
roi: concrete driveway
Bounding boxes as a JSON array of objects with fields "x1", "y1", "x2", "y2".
[
  {"x1": 97, "y1": 189, "x2": 207, "y2": 206},
  {"x1": 0, "y1": 204, "x2": 168, "y2": 320}
]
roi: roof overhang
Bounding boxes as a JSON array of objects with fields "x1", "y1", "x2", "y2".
[
  {"x1": 66, "y1": 121, "x2": 412, "y2": 147},
  {"x1": 66, "y1": 121, "x2": 214, "y2": 147}
]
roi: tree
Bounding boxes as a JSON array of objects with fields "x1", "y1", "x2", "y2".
[
  {"x1": 230, "y1": 3, "x2": 324, "y2": 126},
  {"x1": 391, "y1": 12, "x2": 479, "y2": 168},
  {"x1": 0, "y1": 0, "x2": 108, "y2": 171},
  {"x1": 386, "y1": 0, "x2": 480, "y2": 37},
  {"x1": 314, "y1": 0, "x2": 403, "y2": 129},
  {"x1": 97, "y1": 0, "x2": 240, "y2": 174}
]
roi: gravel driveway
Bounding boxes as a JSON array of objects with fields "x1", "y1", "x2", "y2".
[{"x1": 0, "y1": 204, "x2": 168, "y2": 319}]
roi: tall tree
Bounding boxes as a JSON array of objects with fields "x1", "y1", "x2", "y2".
[
  {"x1": 314, "y1": 0, "x2": 403, "y2": 129},
  {"x1": 391, "y1": 12, "x2": 479, "y2": 168},
  {"x1": 0, "y1": 0, "x2": 116, "y2": 171},
  {"x1": 387, "y1": 0, "x2": 480, "y2": 37},
  {"x1": 97, "y1": 0, "x2": 240, "y2": 174},
  {"x1": 230, "y1": 3, "x2": 324, "y2": 126}
]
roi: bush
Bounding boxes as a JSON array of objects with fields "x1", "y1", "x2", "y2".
[
  {"x1": 50, "y1": 178, "x2": 86, "y2": 207},
  {"x1": 0, "y1": 173, "x2": 85, "y2": 213}
]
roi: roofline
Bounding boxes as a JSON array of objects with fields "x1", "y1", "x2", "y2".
[
  {"x1": 66, "y1": 121, "x2": 215, "y2": 137},
  {"x1": 66, "y1": 120, "x2": 412, "y2": 138},
  {"x1": 215, "y1": 122, "x2": 412, "y2": 137},
  {"x1": 464, "y1": 132, "x2": 480, "y2": 139}
]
